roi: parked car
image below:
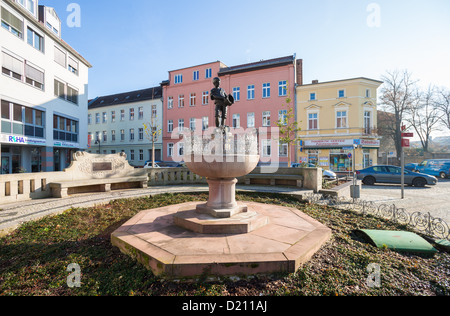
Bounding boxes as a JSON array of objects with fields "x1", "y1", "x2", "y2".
[
  {"x1": 356, "y1": 165, "x2": 437, "y2": 187},
  {"x1": 291, "y1": 163, "x2": 337, "y2": 180},
  {"x1": 143, "y1": 162, "x2": 161, "y2": 169},
  {"x1": 414, "y1": 159, "x2": 450, "y2": 179},
  {"x1": 405, "y1": 163, "x2": 419, "y2": 172}
]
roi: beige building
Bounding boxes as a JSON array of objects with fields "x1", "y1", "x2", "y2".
[{"x1": 296, "y1": 78, "x2": 383, "y2": 173}]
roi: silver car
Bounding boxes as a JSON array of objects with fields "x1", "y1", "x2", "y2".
[{"x1": 356, "y1": 165, "x2": 437, "y2": 187}]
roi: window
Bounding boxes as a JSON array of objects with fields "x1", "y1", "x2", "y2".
[
  {"x1": 152, "y1": 105, "x2": 157, "y2": 118},
  {"x1": 129, "y1": 108, "x2": 135, "y2": 121},
  {"x1": 27, "y1": 27, "x2": 43, "y2": 52},
  {"x1": 178, "y1": 95, "x2": 185, "y2": 108},
  {"x1": 247, "y1": 113, "x2": 255, "y2": 128},
  {"x1": 111, "y1": 130, "x2": 116, "y2": 142},
  {"x1": 262, "y1": 83, "x2": 271, "y2": 98},
  {"x1": 279, "y1": 110, "x2": 287, "y2": 126},
  {"x1": 279, "y1": 81, "x2": 287, "y2": 96},
  {"x1": 130, "y1": 150, "x2": 135, "y2": 161},
  {"x1": 139, "y1": 150, "x2": 144, "y2": 161},
  {"x1": 202, "y1": 117, "x2": 209, "y2": 130},
  {"x1": 337, "y1": 111, "x2": 348, "y2": 128},
  {"x1": 247, "y1": 85, "x2": 255, "y2": 100},
  {"x1": 88, "y1": 114, "x2": 92, "y2": 125},
  {"x1": 308, "y1": 113, "x2": 319, "y2": 130},
  {"x1": 168, "y1": 143, "x2": 174, "y2": 157},
  {"x1": 102, "y1": 131, "x2": 107, "y2": 142},
  {"x1": 202, "y1": 91, "x2": 209, "y2": 105},
  {"x1": 139, "y1": 128, "x2": 144, "y2": 140},
  {"x1": 366, "y1": 89, "x2": 371, "y2": 98},
  {"x1": 102, "y1": 112, "x2": 107, "y2": 123},
  {"x1": 168, "y1": 120, "x2": 173, "y2": 133},
  {"x1": 190, "y1": 93, "x2": 196, "y2": 107},
  {"x1": 262, "y1": 111, "x2": 271, "y2": 127},
  {"x1": 279, "y1": 142, "x2": 288, "y2": 157},
  {"x1": 193, "y1": 70, "x2": 199, "y2": 81},
  {"x1": 120, "y1": 129, "x2": 125, "y2": 141},
  {"x1": 54, "y1": 79, "x2": 65, "y2": 99},
  {"x1": 111, "y1": 111, "x2": 116, "y2": 123},
  {"x1": 139, "y1": 107, "x2": 144, "y2": 120},
  {"x1": 262, "y1": 140, "x2": 271, "y2": 157},
  {"x1": 338, "y1": 89, "x2": 345, "y2": 98},
  {"x1": 178, "y1": 119, "x2": 184, "y2": 130},
  {"x1": 178, "y1": 143, "x2": 184, "y2": 156},
  {"x1": 174, "y1": 74, "x2": 183, "y2": 84},
  {"x1": 1, "y1": 7, "x2": 23, "y2": 38},
  {"x1": 310, "y1": 93, "x2": 316, "y2": 101},
  {"x1": 130, "y1": 128, "x2": 135, "y2": 141},
  {"x1": 168, "y1": 96, "x2": 174, "y2": 109},
  {"x1": 190, "y1": 118, "x2": 196, "y2": 131},
  {"x1": 2, "y1": 52, "x2": 23, "y2": 81},
  {"x1": 25, "y1": 63, "x2": 44, "y2": 90},
  {"x1": 232, "y1": 114, "x2": 240, "y2": 129},
  {"x1": 53, "y1": 115, "x2": 78, "y2": 143},
  {"x1": 205, "y1": 68, "x2": 212, "y2": 79},
  {"x1": 18, "y1": 0, "x2": 36, "y2": 15},
  {"x1": 2, "y1": 101, "x2": 44, "y2": 138},
  {"x1": 68, "y1": 57, "x2": 78, "y2": 75},
  {"x1": 66, "y1": 86, "x2": 78, "y2": 105},
  {"x1": 233, "y1": 87, "x2": 240, "y2": 102},
  {"x1": 95, "y1": 113, "x2": 100, "y2": 124},
  {"x1": 364, "y1": 111, "x2": 372, "y2": 134},
  {"x1": 54, "y1": 46, "x2": 66, "y2": 68},
  {"x1": 120, "y1": 110, "x2": 125, "y2": 121}
]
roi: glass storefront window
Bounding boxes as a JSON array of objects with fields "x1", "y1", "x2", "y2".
[{"x1": 330, "y1": 149, "x2": 353, "y2": 172}]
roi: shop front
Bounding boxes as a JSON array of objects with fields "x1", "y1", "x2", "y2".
[{"x1": 299, "y1": 138, "x2": 380, "y2": 173}]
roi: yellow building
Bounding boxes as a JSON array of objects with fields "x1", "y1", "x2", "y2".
[{"x1": 296, "y1": 78, "x2": 383, "y2": 173}]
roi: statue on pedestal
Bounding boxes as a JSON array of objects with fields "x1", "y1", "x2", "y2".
[{"x1": 211, "y1": 77, "x2": 234, "y2": 128}]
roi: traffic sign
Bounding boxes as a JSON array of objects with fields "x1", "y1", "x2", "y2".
[
  {"x1": 402, "y1": 139, "x2": 410, "y2": 148},
  {"x1": 402, "y1": 133, "x2": 414, "y2": 138}
]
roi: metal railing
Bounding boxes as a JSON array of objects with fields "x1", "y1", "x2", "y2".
[{"x1": 302, "y1": 193, "x2": 450, "y2": 242}]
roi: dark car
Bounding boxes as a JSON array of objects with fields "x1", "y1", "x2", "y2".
[
  {"x1": 356, "y1": 165, "x2": 438, "y2": 187},
  {"x1": 405, "y1": 163, "x2": 418, "y2": 172}
]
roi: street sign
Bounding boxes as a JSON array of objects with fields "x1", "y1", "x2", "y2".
[
  {"x1": 402, "y1": 139, "x2": 410, "y2": 148},
  {"x1": 402, "y1": 133, "x2": 414, "y2": 138}
]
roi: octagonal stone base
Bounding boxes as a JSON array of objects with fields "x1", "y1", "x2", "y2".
[{"x1": 111, "y1": 202, "x2": 331, "y2": 280}]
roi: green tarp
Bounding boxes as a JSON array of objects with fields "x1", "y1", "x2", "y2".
[{"x1": 356, "y1": 230, "x2": 438, "y2": 254}]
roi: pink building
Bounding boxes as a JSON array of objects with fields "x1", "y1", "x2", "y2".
[{"x1": 162, "y1": 55, "x2": 303, "y2": 166}]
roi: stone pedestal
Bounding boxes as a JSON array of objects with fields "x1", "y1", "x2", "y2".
[{"x1": 196, "y1": 178, "x2": 248, "y2": 218}]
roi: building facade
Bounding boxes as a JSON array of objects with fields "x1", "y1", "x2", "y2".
[
  {"x1": 296, "y1": 78, "x2": 383, "y2": 173},
  {"x1": 162, "y1": 55, "x2": 302, "y2": 166},
  {"x1": 0, "y1": 0, "x2": 91, "y2": 174},
  {"x1": 87, "y1": 87, "x2": 163, "y2": 167}
]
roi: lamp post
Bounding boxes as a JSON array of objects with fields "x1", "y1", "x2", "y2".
[{"x1": 95, "y1": 138, "x2": 101, "y2": 154}]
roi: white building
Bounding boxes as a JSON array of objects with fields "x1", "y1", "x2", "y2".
[
  {"x1": 88, "y1": 87, "x2": 163, "y2": 167},
  {"x1": 1, "y1": 0, "x2": 91, "y2": 174}
]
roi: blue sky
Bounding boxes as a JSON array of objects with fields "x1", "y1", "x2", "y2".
[{"x1": 40, "y1": 0, "x2": 450, "y2": 102}]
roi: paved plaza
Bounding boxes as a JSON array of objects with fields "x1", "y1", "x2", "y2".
[{"x1": 0, "y1": 185, "x2": 310, "y2": 236}]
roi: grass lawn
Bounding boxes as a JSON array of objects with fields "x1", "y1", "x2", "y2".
[{"x1": 0, "y1": 192, "x2": 449, "y2": 296}]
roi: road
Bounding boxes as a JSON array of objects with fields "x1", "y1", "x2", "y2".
[{"x1": 360, "y1": 178, "x2": 450, "y2": 224}]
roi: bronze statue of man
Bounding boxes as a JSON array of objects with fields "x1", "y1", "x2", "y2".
[{"x1": 211, "y1": 77, "x2": 234, "y2": 128}]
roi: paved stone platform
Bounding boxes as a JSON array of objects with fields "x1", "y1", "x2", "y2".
[
  {"x1": 111, "y1": 201, "x2": 331, "y2": 280},
  {"x1": 0, "y1": 185, "x2": 312, "y2": 237}
]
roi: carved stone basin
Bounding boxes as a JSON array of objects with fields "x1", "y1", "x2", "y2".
[{"x1": 184, "y1": 154, "x2": 260, "y2": 180}]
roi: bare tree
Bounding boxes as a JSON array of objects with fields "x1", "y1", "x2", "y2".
[
  {"x1": 406, "y1": 86, "x2": 442, "y2": 152},
  {"x1": 436, "y1": 88, "x2": 450, "y2": 131},
  {"x1": 379, "y1": 70, "x2": 418, "y2": 162}
]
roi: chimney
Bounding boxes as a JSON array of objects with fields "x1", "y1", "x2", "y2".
[{"x1": 296, "y1": 59, "x2": 303, "y2": 86}]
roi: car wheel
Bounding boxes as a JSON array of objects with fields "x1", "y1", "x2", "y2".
[
  {"x1": 363, "y1": 176, "x2": 376, "y2": 186},
  {"x1": 439, "y1": 172, "x2": 447, "y2": 179},
  {"x1": 413, "y1": 178, "x2": 427, "y2": 187}
]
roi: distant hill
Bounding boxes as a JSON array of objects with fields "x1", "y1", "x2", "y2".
[{"x1": 411, "y1": 136, "x2": 450, "y2": 152}]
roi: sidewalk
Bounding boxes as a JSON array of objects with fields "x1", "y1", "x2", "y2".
[{"x1": 0, "y1": 185, "x2": 311, "y2": 236}]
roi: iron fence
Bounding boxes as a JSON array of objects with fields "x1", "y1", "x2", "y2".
[{"x1": 302, "y1": 193, "x2": 450, "y2": 242}]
